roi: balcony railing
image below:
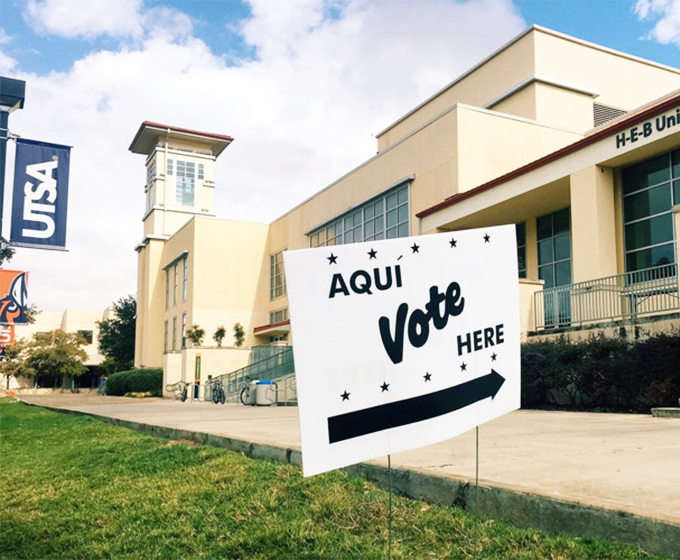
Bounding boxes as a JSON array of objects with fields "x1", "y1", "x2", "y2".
[{"x1": 534, "y1": 263, "x2": 679, "y2": 330}]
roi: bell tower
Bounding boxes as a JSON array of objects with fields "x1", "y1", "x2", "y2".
[{"x1": 129, "y1": 122, "x2": 233, "y2": 368}]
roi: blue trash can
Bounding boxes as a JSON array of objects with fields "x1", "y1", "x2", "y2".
[{"x1": 255, "y1": 379, "x2": 275, "y2": 406}]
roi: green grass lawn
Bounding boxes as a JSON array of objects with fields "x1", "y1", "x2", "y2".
[{"x1": 0, "y1": 399, "x2": 667, "y2": 560}]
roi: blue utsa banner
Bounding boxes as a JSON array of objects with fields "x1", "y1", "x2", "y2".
[{"x1": 10, "y1": 138, "x2": 71, "y2": 250}]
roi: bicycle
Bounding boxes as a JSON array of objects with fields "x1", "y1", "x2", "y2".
[
  {"x1": 209, "y1": 377, "x2": 226, "y2": 405},
  {"x1": 178, "y1": 381, "x2": 189, "y2": 402},
  {"x1": 238, "y1": 382, "x2": 250, "y2": 405}
]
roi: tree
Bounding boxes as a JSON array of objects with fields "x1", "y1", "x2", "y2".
[
  {"x1": 213, "y1": 325, "x2": 226, "y2": 347},
  {"x1": 233, "y1": 323, "x2": 245, "y2": 347},
  {"x1": 0, "y1": 339, "x2": 35, "y2": 390},
  {"x1": 25, "y1": 304, "x2": 41, "y2": 325},
  {"x1": 186, "y1": 325, "x2": 205, "y2": 346},
  {"x1": 26, "y1": 330, "x2": 88, "y2": 382},
  {"x1": 97, "y1": 295, "x2": 136, "y2": 373},
  {"x1": 0, "y1": 237, "x2": 15, "y2": 267}
]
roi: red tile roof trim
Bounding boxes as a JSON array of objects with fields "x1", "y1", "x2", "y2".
[
  {"x1": 416, "y1": 90, "x2": 680, "y2": 219},
  {"x1": 141, "y1": 121, "x2": 234, "y2": 142},
  {"x1": 129, "y1": 121, "x2": 234, "y2": 151},
  {"x1": 253, "y1": 319, "x2": 291, "y2": 334}
]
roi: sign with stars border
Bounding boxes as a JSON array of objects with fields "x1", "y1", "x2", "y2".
[{"x1": 284, "y1": 225, "x2": 520, "y2": 477}]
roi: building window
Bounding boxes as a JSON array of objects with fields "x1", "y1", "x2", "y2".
[
  {"x1": 181, "y1": 313, "x2": 187, "y2": 349},
  {"x1": 537, "y1": 209, "x2": 571, "y2": 288},
  {"x1": 173, "y1": 263, "x2": 178, "y2": 307},
  {"x1": 269, "y1": 308, "x2": 288, "y2": 324},
  {"x1": 622, "y1": 150, "x2": 679, "y2": 272},
  {"x1": 537, "y1": 209, "x2": 572, "y2": 327},
  {"x1": 182, "y1": 256, "x2": 188, "y2": 302},
  {"x1": 167, "y1": 159, "x2": 173, "y2": 175},
  {"x1": 78, "y1": 330, "x2": 93, "y2": 345},
  {"x1": 198, "y1": 163, "x2": 204, "y2": 180},
  {"x1": 147, "y1": 161, "x2": 155, "y2": 212},
  {"x1": 165, "y1": 270, "x2": 169, "y2": 311},
  {"x1": 270, "y1": 251, "x2": 286, "y2": 299},
  {"x1": 172, "y1": 317, "x2": 177, "y2": 351},
  {"x1": 270, "y1": 333, "x2": 288, "y2": 344},
  {"x1": 516, "y1": 223, "x2": 526, "y2": 278},
  {"x1": 309, "y1": 183, "x2": 410, "y2": 247},
  {"x1": 176, "y1": 160, "x2": 196, "y2": 206},
  {"x1": 164, "y1": 321, "x2": 168, "y2": 353}
]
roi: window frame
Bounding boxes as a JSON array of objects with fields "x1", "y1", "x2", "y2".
[
  {"x1": 172, "y1": 317, "x2": 177, "y2": 351},
  {"x1": 309, "y1": 182, "x2": 410, "y2": 248},
  {"x1": 270, "y1": 251, "x2": 286, "y2": 300},
  {"x1": 182, "y1": 256, "x2": 188, "y2": 302},
  {"x1": 516, "y1": 222, "x2": 526, "y2": 279},
  {"x1": 173, "y1": 263, "x2": 178, "y2": 307},
  {"x1": 622, "y1": 150, "x2": 679, "y2": 273},
  {"x1": 175, "y1": 160, "x2": 196, "y2": 207}
]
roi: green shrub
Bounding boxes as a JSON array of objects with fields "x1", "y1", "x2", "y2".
[
  {"x1": 521, "y1": 330, "x2": 680, "y2": 411},
  {"x1": 106, "y1": 368, "x2": 162, "y2": 397}
]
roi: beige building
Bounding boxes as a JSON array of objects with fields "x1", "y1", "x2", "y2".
[
  {"x1": 4, "y1": 308, "x2": 108, "y2": 389},
  {"x1": 131, "y1": 26, "x2": 680, "y2": 393}
]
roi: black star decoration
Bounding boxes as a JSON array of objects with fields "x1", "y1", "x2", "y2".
[
  {"x1": 328, "y1": 253, "x2": 338, "y2": 265},
  {"x1": 491, "y1": 353, "x2": 497, "y2": 362},
  {"x1": 449, "y1": 238, "x2": 457, "y2": 248},
  {"x1": 424, "y1": 372, "x2": 432, "y2": 382},
  {"x1": 368, "y1": 248, "x2": 378, "y2": 260},
  {"x1": 483, "y1": 234, "x2": 490, "y2": 243},
  {"x1": 460, "y1": 362, "x2": 467, "y2": 371},
  {"x1": 411, "y1": 243, "x2": 420, "y2": 253},
  {"x1": 341, "y1": 390, "x2": 350, "y2": 401},
  {"x1": 380, "y1": 382, "x2": 390, "y2": 392}
]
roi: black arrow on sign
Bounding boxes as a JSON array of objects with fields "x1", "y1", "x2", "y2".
[{"x1": 327, "y1": 370, "x2": 505, "y2": 444}]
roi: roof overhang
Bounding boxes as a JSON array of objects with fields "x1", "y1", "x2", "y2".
[
  {"x1": 417, "y1": 88, "x2": 680, "y2": 227},
  {"x1": 129, "y1": 121, "x2": 233, "y2": 158},
  {"x1": 253, "y1": 320, "x2": 291, "y2": 337}
]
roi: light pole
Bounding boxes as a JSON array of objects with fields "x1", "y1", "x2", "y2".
[{"x1": 0, "y1": 76, "x2": 26, "y2": 237}]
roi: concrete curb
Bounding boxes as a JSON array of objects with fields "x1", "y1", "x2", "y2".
[{"x1": 20, "y1": 400, "x2": 680, "y2": 558}]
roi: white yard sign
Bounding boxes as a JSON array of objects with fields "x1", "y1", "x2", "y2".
[{"x1": 284, "y1": 225, "x2": 520, "y2": 477}]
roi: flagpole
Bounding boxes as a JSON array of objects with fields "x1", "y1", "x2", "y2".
[{"x1": 0, "y1": 77, "x2": 26, "y2": 239}]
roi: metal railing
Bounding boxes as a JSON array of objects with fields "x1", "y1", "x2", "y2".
[
  {"x1": 215, "y1": 346, "x2": 295, "y2": 403},
  {"x1": 534, "y1": 263, "x2": 679, "y2": 330}
]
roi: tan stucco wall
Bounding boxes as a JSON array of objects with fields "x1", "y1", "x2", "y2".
[
  {"x1": 519, "y1": 278, "x2": 544, "y2": 338},
  {"x1": 378, "y1": 27, "x2": 680, "y2": 152},
  {"x1": 533, "y1": 30, "x2": 680, "y2": 113},
  {"x1": 162, "y1": 347, "x2": 252, "y2": 397},
  {"x1": 534, "y1": 83, "x2": 594, "y2": 132},
  {"x1": 569, "y1": 165, "x2": 618, "y2": 282},
  {"x1": 455, "y1": 106, "x2": 582, "y2": 194},
  {"x1": 492, "y1": 83, "x2": 537, "y2": 121},
  {"x1": 377, "y1": 31, "x2": 536, "y2": 151}
]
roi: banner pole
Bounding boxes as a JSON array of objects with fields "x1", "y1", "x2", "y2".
[{"x1": 388, "y1": 454, "x2": 392, "y2": 560}]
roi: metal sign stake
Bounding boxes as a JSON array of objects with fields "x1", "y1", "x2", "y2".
[
  {"x1": 473, "y1": 426, "x2": 480, "y2": 560},
  {"x1": 388, "y1": 454, "x2": 393, "y2": 560}
]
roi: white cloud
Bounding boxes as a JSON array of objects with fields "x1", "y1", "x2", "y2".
[
  {"x1": 23, "y1": 0, "x2": 196, "y2": 41},
  {"x1": 0, "y1": 51, "x2": 18, "y2": 74},
  {"x1": 635, "y1": 0, "x2": 680, "y2": 46},
  {"x1": 9, "y1": 0, "x2": 525, "y2": 311}
]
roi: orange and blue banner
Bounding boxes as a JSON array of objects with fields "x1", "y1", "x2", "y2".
[
  {"x1": 0, "y1": 325, "x2": 15, "y2": 345},
  {"x1": 0, "y1": 270, "x2": 29, "y2": 325},
  {"x1": 11, "y1": 138, "x2": 70, "y2": 250}
]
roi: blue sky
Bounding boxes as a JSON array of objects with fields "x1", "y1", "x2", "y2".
[
  {"x1": 3, "y1": 1, "x2": 679, "y2": 75},
  {"x1": 1, "y1": 0, "x2": 680, "y2": 311}
]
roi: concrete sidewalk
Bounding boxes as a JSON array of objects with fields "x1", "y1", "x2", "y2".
[{"x1": 13, "y1": 393, "x2": 680, "y2": 555}]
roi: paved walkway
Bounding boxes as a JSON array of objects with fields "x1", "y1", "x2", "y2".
[{"x1": 14, "y1": 393, "x2": 680, "y2": 526}]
